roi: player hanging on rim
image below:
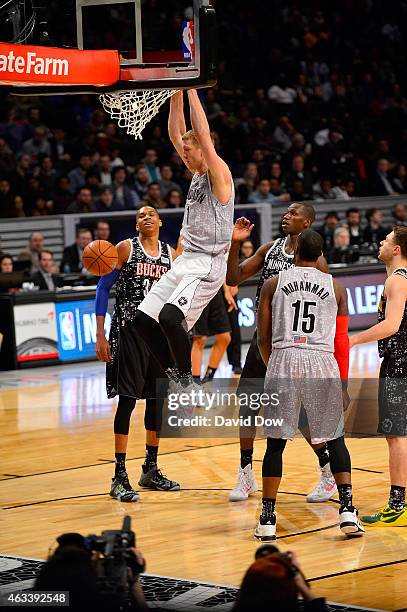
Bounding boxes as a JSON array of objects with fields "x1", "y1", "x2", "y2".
[
  {"x1": 95, "y1": 206, "x2": 180, "y2": 502},
  {"x1": 256, "y1": 229, "x2": 364, "y2": 540},
  {"x1": 351, "y1": 226, "x2": 407, "y2": 527},
  {"x1": 226, "y1": 204, "x2": 337, "y2": 503},
  {"x1": 133, "y1": 90, "x2": 234, "y2": 391}
]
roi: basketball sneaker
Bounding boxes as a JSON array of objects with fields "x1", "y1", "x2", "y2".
[
  {"x1": 229, "y1": 464, "x2": 259, "y2": 502},
  {"x1": 360, "y1": 504, "x2": 407, "y2": 527},
  {"x1": 339, "y1": 506, "x2": 365, "y2": 536},
  {"x1": 306, "y1": 463, "x2": 337, "y2": 503},
  {"x1": 138, "y1": 465, "x2": 180, "y2": 491},
  {"x1": 110, "y1": 471, "x2": 140, "y2": 502},
  {"x1": 254, "y1": 512, "x2": 277, "y2": 541}
]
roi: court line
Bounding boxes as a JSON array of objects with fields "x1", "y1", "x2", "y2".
[
  {"x1": 0, "y1": 440, "x2": 243, "y2": 480},
  {"x1": 308, "y1": 558, "x2": 407, "y2": 583}
]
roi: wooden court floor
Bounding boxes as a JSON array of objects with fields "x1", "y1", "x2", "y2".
[{"x1": 0, "y1": 342, "x2": 406, "y2": 611}]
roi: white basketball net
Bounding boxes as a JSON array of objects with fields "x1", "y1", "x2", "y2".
[{"x1": 99, "y1": 89, "x2": 178, "y2": 140}]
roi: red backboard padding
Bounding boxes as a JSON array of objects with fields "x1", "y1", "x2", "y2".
[{"x1": 0, "y1": 43, "x2": 120, "y2": 87}]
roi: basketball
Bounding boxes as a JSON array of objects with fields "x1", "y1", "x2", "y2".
[{"x1": 83, "y1": 240, "x2": 118, "y2": 276}]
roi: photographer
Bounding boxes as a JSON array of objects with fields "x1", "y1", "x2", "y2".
[
  {"x1": 33, "y1": 520, "x2": 148, "y2": 611},
  {"x1": 233, "y1": 545, "x2": 327, "y2": 612}
]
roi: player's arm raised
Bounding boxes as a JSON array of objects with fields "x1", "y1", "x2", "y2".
[
  {"x1": 168, "y1": 91, "x2": 187, "y2": 160},
  {"x1": 257, "y1": 276, "x2": 279, "y2": 366},
  {"x1": 350, "y1": 274, "x2": 407, "y2": 347},
  {"x1": 226, "y1": 217, "x2": 272, "y2": 285},
  {"x1": 187, "y1": 89, "x2": 232, "y2": 204},
  {"x1": 95, "y1": 240, "x2": 129, "y2": 362}
]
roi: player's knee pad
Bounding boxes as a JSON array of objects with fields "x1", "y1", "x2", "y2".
[
  {"x1": 144, "y1": 398, "x2": 163, "y2": 432},
  {"x1": 262, "y1": 438, "x2": 287, "y2": 478},
  {"x1": 158, "y1": 303, "x2": 186, "y2": 332},
  {"x1": 326, "y1": 436, "x2": 351, "y2": 474},
  {"x1": 114, "y1": 395, "x2": 136, "y2": 435}
]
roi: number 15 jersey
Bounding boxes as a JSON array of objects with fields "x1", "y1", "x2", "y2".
[{"x1": 272, "y1": 267, "x2": 337, "y2": 352}]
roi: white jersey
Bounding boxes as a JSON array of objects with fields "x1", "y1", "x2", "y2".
[
  {"x1": 272, "y1": 267, "x2": 337, "y2": 352},
  {"x1": 181, "y1": 171, "x2": 234, "y2": 256}
]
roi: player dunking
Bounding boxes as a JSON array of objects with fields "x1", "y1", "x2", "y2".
[
  {"x1": 351, "y1": 226, "x2": 407, "y2": 526},
  {"x1": 256, "y1": 230, "x2": 364, "y2": 540},
  {"x1": 226, "y1": 204, "x2": 336, "y2": 503},
  {"x1": 95, "y1": 206, "x2": 179, "y2": 501},
  {"x1": 133, "y1": 90, "x2": 234, "y2": 389}
]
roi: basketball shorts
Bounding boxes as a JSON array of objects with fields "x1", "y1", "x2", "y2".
[
  {"x1": 378, "y1": 354, "x2": 407, "y2": 436},
  {"x1": 236, "y1": 331, "x2": 311, "y2": 439},
  {"x1": 193, "y1": 288, "x2": 231, "y2": 337},
  {"x1": 107, "y1": 320, "x2": 168, "y2": 400},
  {"x1": 137, "y1": 251, "x2": 226, "y2": 331},
  {"x1": 263, "y1": 348, "x2": 344, "y2": 443}
]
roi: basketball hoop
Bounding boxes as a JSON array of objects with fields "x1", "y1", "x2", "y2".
[{"x1": 99, "y1": 89, "x2": 178, "y2": 140}]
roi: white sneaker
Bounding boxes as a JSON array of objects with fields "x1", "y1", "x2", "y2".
[
  {"x1": 340, "y1": 507, "x2": 365, "y2": 537},
  {"x1": 229, "y1": 464, "x2": 258, "y2": 502},
  {"x1": 254, "y1": 512, "x2": 277, "y2": 541},
  {"x1": 306, "y1": 463, "x2": 337, "y2": 503}
]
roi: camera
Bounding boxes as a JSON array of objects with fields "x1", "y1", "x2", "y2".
[
  {"x1": 56, "y1": 516, "x2": 144, "y2": 608},
  {"x1": 255, "y1": 544, "x2": 300, "y2": 578}
]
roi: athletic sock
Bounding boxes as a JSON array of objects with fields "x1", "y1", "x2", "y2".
[
  {"x1": 315, "y1": 444, "x2": 330, "y2": 469},
  {"x1": 115, "y1": 453, "x2": 126, "y2": 476},
  {"x1": 241, "y1": 448, "x2": 253, "y2": 469},
  {"x1": 261, "y1": 497, "x2": 276, "y2": 518},
  {"x1": 202, "y1": 366, "x2": 217, "y2": 383},
  {"x1": 338, "y1": 484, "x2": 353, "y2": 510},
  {"x1": 143, "y1": 445, "x2": 158, "y2": 472},
  {"x1": 388, "y1": 485, "x2": 406, "y2": 511}
]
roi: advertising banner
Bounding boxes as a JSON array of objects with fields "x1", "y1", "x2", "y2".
[{"x1": 14, "y1": 302, "x2": 58, "y2": 362}]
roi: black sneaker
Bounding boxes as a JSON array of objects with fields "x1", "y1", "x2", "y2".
[
  {"x1": 110, "y1": 471, "x2": 140, "y2": 502},
  {"x1": 139, "y1": 465, "x2": 180, "y2": 491},
  {"x1": 232, "y1": 365, "x2": 243, "y2": 375}
]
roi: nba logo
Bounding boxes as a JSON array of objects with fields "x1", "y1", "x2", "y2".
[
  {"x1": 59, "y1": 311, "x2": 76, "y2": 350},
  {"x1": 182, "y1": 20, "x2": 194, "y2": 60}
]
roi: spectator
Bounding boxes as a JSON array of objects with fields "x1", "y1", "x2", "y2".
[
  {"x1": 61, "y1": 228, "x2": 93, "y2": 273},
  {"x1": 289, "y1": 179, "x2": 311, "y2": 201},
  {"x1": 270, "y1": 161, "x2": 286, "y2": 190},
  {"x1": 248, "y1": 179, "x2": 280, "y2": 204},
  {"x1": 9, "y1": 153, "x2": 31, "y2": 198},
  {"x1": 112, "y1": 166, "x2": 138, "y2": 210},
  {"x1": 392, "y1": 203, "x2": 407, "y2": 226},
  {"x1": 143, "y1": 148, "x2": 161, "y2": 182},
  {"x1": 31, "y1": 196, "x2": 51, "y2": 216},
  {"x1": 158, "y1": 165, "x2": 182, "y2": 198},
  {"x1": 0, "y1": 179, "x2": 15, "y2": 217},
  {"x1": 94, "y1": 220, "x2": 111, "y2": 241},
  {"x1": 327, "y1": 227, "x2": 358, "y2": 264},
  {"x1": 50, "y1": 127, "x2": 72, "y2": 169},
  {"x1": 21, "y1": 127, "x2": 51, "y2": 160},
  {"x1": 313, "y1": 178, "x2": 335, "y2": 201},
  {"x1": 236, "y1": 163, "x2": 259, "y2": 202},
  {"x1": 0, "y1": 254, "x2": 13, "y2": 273},
  {"x1": 330, "y1": 179, "x2": 355, "y2": 200},
  {"x1": 38, "y1": 155, "x2": 57, "y2": 198},
  {"x1": 94, "y1": 187, "x2": 123, "y2": 212},
  {"x1": 12, "y1": 194, "x2": 27, "y2": 217},
  {"x1": 31, "y1": 250, "x2": 61, "y2": 290},
  {"x1": 85, "y1": 171, "x2": 101, "y2": 196},
  {"x1": 133, "y1": 164, "x2": 151, "y2": 200},
  {"x1": 53, "y1": 176, "x2": 75, "y2": 213},
  {"x1": 369, "y1": 158, "x2": 399, "y2": 196},
  {"x1": 240, "y1": 239, "x2": 254, "y2": 259},
  {"x1": 0, "y1": 137, "x2": 15, "y2": 176},
  {"x1": 363, "y1": 208, "x2": 388, "y2": 246},
  {"x1": 268, "y1": 78, "x2": 297, "y2": 105},
  {"x1": 344, "y1": 208, "x2": 363, "y2": 246},
  {"x1": 233, "y1": 548, "x2": 327, "y2": 611},
  {"x1": 98, "y1": 154, "x2": 113, "y2": 187},
  {"x1": 164, "y1": 189, "x2": 183, "y2": 208},
  {"x1": 392, "y1": 163, "x2": 407, "y2": 193},
  {"x1": 317, "y1": 211, "x2": 340, "y2": 251},
  {"x1": 269, "y1": 178, "x2": 291, "y2": 202},
  {"x1": 66, "y1": 187, "x2": 95, "y2": 214},
  {"x1": 272, "y1": 115, "x2": 295, "y2": 155},
  {"x1": 140, "y1": 182, "x2": 167, "y2": 209},
  {"x1": 68, "y1": 155, "x2": 93, "y2": 194},
  {"x1": 18, "y1": 231, "x2": 45, "y2": 271},
  {"x1": 284, "y1": 155, "x2": 313, "y2": 199}
]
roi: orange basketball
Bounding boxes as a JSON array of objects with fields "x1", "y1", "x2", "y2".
[{"x1": 83, "y1": 240, "x2": 118, "y2": 276}]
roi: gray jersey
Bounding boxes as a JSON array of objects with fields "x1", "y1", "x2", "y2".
[
  {"x1": 272, "y1": 267, "x2": 337, "y2": 352},
  {"x1": 181, "y1": 171, "x2": 234, "y2": 256}
]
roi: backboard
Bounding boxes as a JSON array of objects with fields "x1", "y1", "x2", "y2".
[{"x1": 0, "y1": 0, "x2": 216, "y2": 94}]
